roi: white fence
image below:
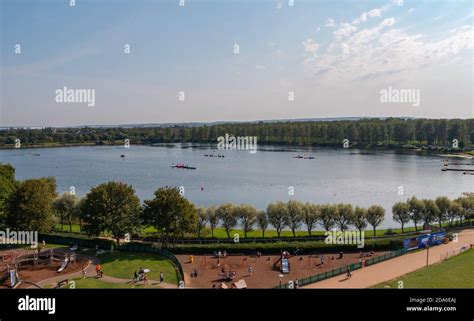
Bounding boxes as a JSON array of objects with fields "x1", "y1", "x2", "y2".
[{"x1": 440, "y1": 244, "x2": 472, "y2": 261}]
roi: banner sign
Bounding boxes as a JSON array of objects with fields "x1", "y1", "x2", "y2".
[{"x1": 403, "y1": 231, "x2": 446, "y2": 251}]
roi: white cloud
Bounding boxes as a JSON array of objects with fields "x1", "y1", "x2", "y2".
[
  {"x1": 325, "y1": 18, "x2": 336, "y2": 28},
  {"x1": 368, "y1": 9, "x2": 382, "y2": 18},
  {"x1": 255, "y1": 64, "x2": 266, "y2": 70},
  {"x1": 334, "y1": 23, "x2": 357, "y2": 40},
  {"x1": 303, "y1": 13, "x2": 474, "y2": 84},
  {"x1": 302, "y1": 38, "x2": 320, "y2": 54},
  {"x1": 353, "y1": 8, "x2": 383, "y2": 25},
  {"x1": 408, "y1": 8, "x2": 415, "y2": 14},
  {"x1": 380, "y1": 18, "x2": 395, "y2": 27}
]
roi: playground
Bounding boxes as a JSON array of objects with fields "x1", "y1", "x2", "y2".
[
  {"x1": 176, "y1": 250, "x2": 389, "y2": 288},
  {"x1": 0, "y1": 245, "x2": 180, "y2": 289},
  {"x1": 0, "y1": 247, "x2": 88, "y2": 288}
]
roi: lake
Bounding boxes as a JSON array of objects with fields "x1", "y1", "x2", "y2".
[{"x1": 1, "y1": 144, "x2": 472, "y2": 229}]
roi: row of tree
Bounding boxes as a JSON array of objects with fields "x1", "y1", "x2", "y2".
[
  {"x1": 392, "y1": 196, "x2": 473, "y2": 232},
  {"x1": 197, "y1": 202, "x2": 387, "y2": 238},
  {"x1": 1, "y1": 118, "x2": 473, "y2": 148},
  {"x1": 2, "y1": 163, "x2": 473, "y2": 245}
]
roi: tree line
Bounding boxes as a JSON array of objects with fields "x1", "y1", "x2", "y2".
[
  {"x1": 2, "y1": 164, "x2": 473, "y2": 245},
  {"x1": 1, "y1": 118, "x2": 473, "y2": 149}
]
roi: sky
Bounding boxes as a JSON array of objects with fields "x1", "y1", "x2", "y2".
[{"x1": 1, "y1": 0, "x2": 473, "y2": 127}]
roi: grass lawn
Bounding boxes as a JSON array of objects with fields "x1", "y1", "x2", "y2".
[
  {"x1": 97, "y1": 251, "x2": 179, "y2": 285},
  {"x1": 374, "y1": 249, "x2": 474, "y2": 288},
  {"x1": 53, "y1": 220, "x2": 474, "y2": 239}
]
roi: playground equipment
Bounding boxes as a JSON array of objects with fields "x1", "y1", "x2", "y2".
[
  {"x1": 273, "y1": 251, "x2": 291, "y2": 274},
  {"x1": 281, "y1": 258, "x2": 290, "y2": 274},
  {"x1": 218, "y1": 264, "x2": 237, "y2": 281}
]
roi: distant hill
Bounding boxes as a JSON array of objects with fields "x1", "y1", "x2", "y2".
[{"x1": 0, "y1": 116, "x2": 417, "y2": 130}]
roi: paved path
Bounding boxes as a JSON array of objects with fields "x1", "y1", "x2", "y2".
[{"x1": 304, "y1": 229, "x2": 474, "y2": 289}]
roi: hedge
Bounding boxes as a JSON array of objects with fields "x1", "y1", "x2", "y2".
[{"x1": 166, "y1": 239, "x2": 404, "y2": 254}]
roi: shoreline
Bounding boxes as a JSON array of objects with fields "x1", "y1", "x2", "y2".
[{"x1": 0, "y1": 142, "x2": 472, "y2": 158}]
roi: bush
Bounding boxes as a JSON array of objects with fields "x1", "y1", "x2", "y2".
[{"x1": 167, "y1": 239, "x2": 404, "y2": 254}]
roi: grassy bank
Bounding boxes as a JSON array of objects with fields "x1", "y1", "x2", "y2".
[
  {"x1": 53, "y1": 220, "x2": 474, "y2": 240},
  {"x1": 374, "y1": 249, "x2": 474, "y2": 288}
]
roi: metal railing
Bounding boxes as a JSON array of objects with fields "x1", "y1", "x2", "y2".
[{"x1": 274, "y1": 247, "x2": 407, "y2": 289}]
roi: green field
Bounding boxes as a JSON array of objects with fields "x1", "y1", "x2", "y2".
[
  {"x1": 375, "y1": 249, "x2": 474, "y2": 288},
  {"x1": 53, "y1": 221, "x2": 474, "y2": 239},
  {"x1": 97, "y1": 251, "x2": 179, "y2": 285}
]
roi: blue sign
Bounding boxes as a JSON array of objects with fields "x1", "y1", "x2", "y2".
[{"x1": 404, "y1": 231, "x2": 446, "y2": 250}]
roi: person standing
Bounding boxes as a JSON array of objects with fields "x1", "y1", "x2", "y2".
[{"x1": 160, "y1": 272, "x2": 164, "y2": 283}]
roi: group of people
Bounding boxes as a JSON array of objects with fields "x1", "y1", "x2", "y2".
[
  {"x1": 132, "y1": 267, "x2": 165, "y2": 285},
  {"x1": 214, "y1": 250, "x2": 228, "y2": 258}
]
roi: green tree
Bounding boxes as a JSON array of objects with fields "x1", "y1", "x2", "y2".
[
  {"x1": 302, "y1": 203, "x2": 320, "y2": 236},
  {"x1": 0, "y1": 164, "x2": 17, "y2": 228},
  {"x1": 351, "y1": 206, "x2": 367, "y2": 234},
  {"x1": 196, "y1": 207, "x2": 207, "y2": 238},
  {"x1": 82, "y1": 181, "x2": 141, "y2": 244},
  {"x1": 367, "y1": 205, "x2": 385, "y2": 236},
  {"x1": 455, "y1": 196, "x2": 474, "y2": 223},
  {"x1": 408, "y1": 196, "x2": 424, "y2": 231},
  {"x1": 142, "y1": 186, "x2": 197, "y2": 244},
  {"x1": 53, "y1": 193, "x2": 78, "y2": 233},
  {"x1": 206, "y1": 206, "x2": 219, "y2": 238},
  {"x1": 267, "y1": 202, "x2": 288, "y2": 237},
  {"x1": 434, "y1": 196, "x2": 451, "y2": 228},
  {"x1": 319, "y1": 204, "x2": 335, "y2": 231},
  {"x1": 335, "y1": 203, "x2": 353, "y2": 231},
  {"x1": 235, "y1": 204, "x2": 257, "y2": 238},
  {"x1": 286, "y1": 200, "x2": 304, "y2": 237},
  {"x1": 6, "y1": 177, "x2": 57, "y2": 232},
  {"x1": 421, "y1": 199, "x2": 439, "y2": 228},
  {"x1": 256, "y1": 211, "x2": 268, "y2": 237},
  {"x1": 392, "y1": 202, "x2": 410, "y2": 233},
  {"x1": 216, "y1": 203, "x2": 237, "y2": 238},
  {"x1": 447, "y1": 201, "x2": 462, "y2": 227}
]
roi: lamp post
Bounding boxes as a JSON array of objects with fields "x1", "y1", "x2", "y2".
[{"x1": 426, "y1": 234, "x2": 430, "y2": 267}]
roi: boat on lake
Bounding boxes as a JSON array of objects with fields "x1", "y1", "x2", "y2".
[{"x1": 171, "y1": 163, "x2": 196, "y2": 170}]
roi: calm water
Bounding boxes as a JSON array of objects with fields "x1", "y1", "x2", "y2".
[{"x1": 1, "y1": 144, "x2": 472, "y2": 229}]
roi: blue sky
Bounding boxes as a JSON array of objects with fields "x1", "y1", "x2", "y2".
[{"x1": 1, "y1": 0, "x2": 473, "y2": 127}]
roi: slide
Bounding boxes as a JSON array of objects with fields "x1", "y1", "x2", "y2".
[
  {"x1": 281, "y1": 258, "x2": 290, "y2": 274},
  {"x1": 57, "y1": 259, "x2": 69, "y2": 273}
]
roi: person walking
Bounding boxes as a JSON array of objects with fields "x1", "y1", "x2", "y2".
[
  {"x1": 346, "y1": 266, "x2": 352, "y2": 278},
  {"x1": 160, "y1": 272, "x2": 164, "y2": 283}
]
